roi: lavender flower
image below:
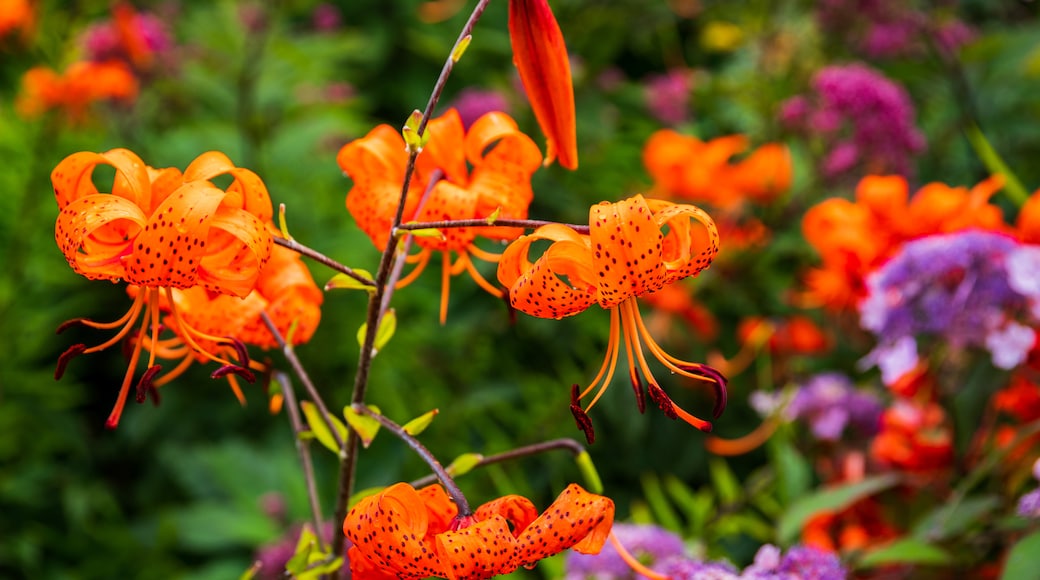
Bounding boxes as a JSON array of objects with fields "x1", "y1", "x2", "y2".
[
  {"x1": 786, "y1": 373, "x2": 883, "y2": 441},
  {"x1": 565, "y1": 523, "x2": 686, "y2": 579},
  {"x1": 815, "y1": 0, "x2": 973, "y2": 59},
  {"x1": 780, "y1": 64, "x2": 924, "y2": 180},
  {"x1": 742, "y1": 544, "x2": 847, "y2": 580},
  {"x1": 655, "y1": 556, "x2": 740, "y2": 580},
  {"x1": 644, "y1": 69, "x2": 693, "y2": 126},
  {"x1": 859, "y1": 230, "x2": 1039, "y2": 383},
  {"x1": 449, "y1": 88, "x2": 512, "y2": 129},
  {"x1": 1017, "y1": 488, "x2": 1040, "y2": 519}
]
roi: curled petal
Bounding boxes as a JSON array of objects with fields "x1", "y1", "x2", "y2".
[
  {"x1": 498, "y1": 224, "x2": 597, "y2": 319},
  {"x1": 419, "y1": 108, "x2": 468, "y2": 185},
  {"x1": 183, "y1": 151, "x2": 274, "y2": 222},
  {"x1": 475, "y1": 495, "x2": 539, "y2": 538},
  {"x1": 646, "y1": 199, "x2": 720, "y2": 284},
  {"x1": 466, "y1": 112, "x2": 543, "y2": 240},
  {"x1": 196, "y1": 206, "x2": 273, "y2": 297},
  {"x1": 516, "y1": 483, "x2": 614, "y2": 565},
  {"x1": 509, "y1": 0, "x2": 578, "y2": 169},
  {"x1": 55, "y1": 194, "x2": 146, "y2": 281},
  {"x1": 52, "y1": 148, "x2": 150, "y2": 210},
  {"x1": 343, "y1": 482, "x2": 445, "y2": 578}
]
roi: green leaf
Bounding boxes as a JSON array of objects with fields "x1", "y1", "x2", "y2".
[
  {"x1": 446, "y1": 452, "x2": 484, "y2": 477},
  {"x1": 451, "y1": 35, "x2": 472, "y2": 63},
  {"x1": 777, "y1": 474, "x2": 901, "y2": 544},
  {"x1": 402, "y1": 409, "x2": 439, "y2": 436},
  {"x1": 342, "y1": 405, "x2": 382, "y2": 448},
  {"x1": 238, "y1": 561, "x2": 261, "y2": 580},
  {"x1": 402, "y1": 109, "x2": 427, "y2": 153},
  {"x1": 400, "y1": 225, "x2": 444, "y2": 239},
  {"x1": 300, "y1": 401, "x2": 347, "y2": 454},
  {"x1": 641, "y1": 472, "x2": 683, "y2": 533},
  {"x1": 1002, "y1": 530, "x2": 1040, "y2": 580},
  {"x1": 965, "y1": 122, "x2": 1029, "y2": 206},
  {"x1": 858, "y1": 538, "x2": 952, "y2": 568},
  {"x1": 768, "y1": 433, "x2": 812, "y2": 503},
  {"x1": 277, "y1": 203, "x2": 292, "y2": 240},
  {"x1": 484, "y1": 207, "x2": 501, "y2": 224},
  {"x1": 285, "y1": 525, "x2": 318, "y2": 575},
  {"x1": 575, "y1": 451, "x2": 603, "y2": 494},
  {"x1": 357, "y1": 309, "x2": 397, "y2": 355},
  {"x1": 324, "y1": 270, "x2": 375, "y2": 292},
  {"x1": 911, "y1": 495, "x2": 1000, "y2": 542},
  {"x1": 709, "y1": 457, "x2": 742, "y2": 505}
]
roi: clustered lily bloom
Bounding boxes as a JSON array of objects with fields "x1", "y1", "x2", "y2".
[
  {"x1": 52, "y1": 148, "x2": 275, "y2": 427},
  {"x1": 138, "y1": 238, "x2": 323, "y2": 404},
  {"x1": 338, "y1": 108, "x2": 542, "y2": 322},
  {"x1": 497, "y1": 194, "x2": 727, "y2": 442},
  {"x1": 17, "y1": 60, "x2": 138, "y2": 123},
  {"x1": 343, "y1": 482, "x2": 613, "y2": 579}
]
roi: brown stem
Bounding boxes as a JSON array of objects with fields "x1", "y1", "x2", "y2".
[
  {"x1": 352, "y1": 404, "x2": 472, "y2": 516},
  {"x1": 331, "y1": 0, "x2": 496, "y2": 560},
  {"x1": 274, "y1": 236, "x2": 375, "y2": 288},
  {"x1": 408, "y1": 438, "x2": 588, "y2": 488},
  {"x1": 272, "y1": 371, "x2": 327, "y2": 551},
  {"x1": 260, "y1": 312, "x2": 345, "y2": 454}
]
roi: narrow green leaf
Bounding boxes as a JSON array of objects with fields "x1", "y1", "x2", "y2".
[
  {"x1": 238, "y1": 562, "x2": 261, "y2": 580},
  {"x1": 709, "y1": 457, "x2": 742, "y2": 505},
  {"x1": 1002, "y1": 531, "x2": 1040, "y2": 580},
  {"x1": 297, "y1": 558, "x2": 343, "y2": 579},
  {"x1": 451, "y1": 35, "x2": 472, "y2": 63},
  {"x1": 402, "y1": 409, "x2": 439, "y2": 436},
  {"x1": 400, "y1": 225, "x2": 445, "y2": 239},
  {"x1": 689, "y1": 488, "x2": 716, "y2": 537},
  {"x1": 446, "y1": 453, "x2": 484, "y2": 477},
  {"x1": 768, "y1": 433, "x2": 812, "y2": 503},
  {"x1": 325, "y1": 270, "x2": 375, "y2": 292},
  {"x1": 300, "y1": 401, "x2": 346, "y2": 454},
  {"x1": 357, "y1": 309, "x2": 396, "y2": 355},
  {"x1": 277, "y1": 203, "x2": 292, "y2": 240},
  {"x1": 965, "y1": 122, "x2": 1029, "y2": 206},
  {"x1": 911, "y1": 495, "x2": 1000, "y2": 541},
  {"x1": 641, "y1": 472, "x2": 683, "y2": 533},
  {"x1": 778, "y1": 474, "x2": 901, "y2": 544},
  {"x1": 484, "y1": 207, "x2": 501, "y2": 224},
  {"x1": 342, "y1": 405, "x2": 382, "y2": 448},
  {"x1": 858, "y1": 538, "x2": 951, "y2": 568},
  {"x1": 575, "y1": 451, "x2": 603, "y2": 494}
]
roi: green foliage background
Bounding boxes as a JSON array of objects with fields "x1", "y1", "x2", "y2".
[{"x1": 3, "y1": 0, "x2": 1040, "y2": 578}]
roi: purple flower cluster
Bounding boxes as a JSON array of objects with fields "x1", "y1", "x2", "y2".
[
  {"x1": 644, "y1": 69, "x2": 694, "y2": 126},
  {"x1": 449, "y1": 88, "x2": 513, "y2": 129},
  {"x1": 254, "y1": 521, "x2": 337, "y2": 579},
  {"x1": 80, "y1": 10, "x2": 172, "y2": 65},
  {"x1": 779, "y1": 64, "x2": 924, "y2": 180},
  {"x1": 565, "y1": 524, "x2": 846, "y2": 580},
  {"x1": 565, "y1": 522, "x2": 686, "y2": 579},
  {"x1": 859, "y1": 230, "x2": 1040, "y2": 384},
  {"x1": 786, "y1": 373, "x2": 883, "y2": 441},
  {"x1": 816, "y1": 0, "x2": 974, "y2": 59}
]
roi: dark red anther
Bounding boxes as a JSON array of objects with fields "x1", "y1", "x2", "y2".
[
  {"x1": 680, "y1": 363, "x2": 728, "y2": 418},
  {"x1": 55, "y1": 318, "x2": 88, "y2": 334},
  {"x1": 224, "y1": 337, "x2": 252, "y2": 368},
  {"x1": 628, "y1": 367, "x2": 646, "y2": 414},
  {"x1": 55, "y1": 344, "x2": 87, "y2": 380},
  {"x1": 569, "y1": 383, "x2": 595, "y2": 444},
  {"x1": 135, "y1": 364, "x2": 162, "y2": 404},
  {"x1": 647, "y1": 382, "x2": 679, "y2": 420},
  {"x1": 211, "y1": 364, "x2": 256, "y2": 383}
]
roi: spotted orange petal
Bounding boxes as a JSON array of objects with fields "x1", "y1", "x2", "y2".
[
  {"x1": 55, "y1": 194, "x2": 145, "y2": 281},
  {"x1": 183, "y1": 151, "x2": 274, "y2": 222},
  {"x1": 435, "y1": 516, "x2": 521, "y2": 580},
  {"x1": 474, "y1": 494, "x2": 539, "y2": 538},
  {"x1": 417, "y1": 483, "x2": 460, "y2": 534},
  {"x1": 509, "y1": 0, "x2": 577, "y2": 170},
  {"x1": 589, "y1": 195, "x2": 666, "y2": 308},
  {"x1": 515, "y1": 483, "x2": 614, "y2": 566},
  {"x1": 413, "y1": 181, "x2": 479, "y2": 252},
  {"x1": 419, "y1": 108, "x2": 469, "y2": 185},
  {"x1": 343, "y1": 482, "x2": 446, "y2": 579},
  {"x1": 646, "y1": 198, "x2": 720, "y2": 284},
  {"x1": 498, "y1": 224, "x2": 597, "y2": 319}
]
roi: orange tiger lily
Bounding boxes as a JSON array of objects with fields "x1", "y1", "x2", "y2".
[
  {"x1": 138, "y1": 238, "x2": 323, "y2": 404},
  {"x1": 497, "y1": 194, "x2": 726, "y2": 442},
  {"x1": 343, "y1": 482, "x2": 613, "y2": 580},
  {"x1": 0, "y1": 0, "x2": 34, "y2": 41},
  {"x1": 339, "y1": 109, "x2": 542, "y2": 322},
  {"x1": 643, "y1": 129, "x2": 792, "y2": 209},
  {"x1": 509, "y1": 0, "x2": 578, "y2": 169},
  {"x1": 17, "y1": 61, "x2": 137, "y2": 123},
  {"x1": 52, "y1": 148, "x2": 274, "y2": 428}
]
